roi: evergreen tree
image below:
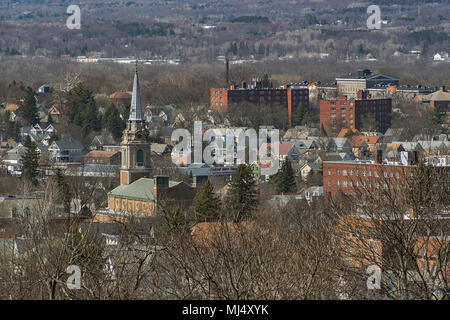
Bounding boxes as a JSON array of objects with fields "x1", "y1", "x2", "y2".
[
  {"x1": 192, "y1": 180, "x2": 221, "y2": 222},
  {"x1": 261, "y1": 73, "x2": 271, "y2": 88},
  {"x1": 431, "y1": 104, "x2": 445, "y2": 125},
  {"x1": 102, "y1": 104, "x2": 125, "y2": 140},
  {"x1": 226, "y1": 164, "x2": 258, "y2": 221},
  {"x1": 295, "y1": 102, "x2": 308, "y2": 126},
  {"x1": 81, "y1": 96, "x2": 100, "y2": 137},
  {"x1": 21, "y1": 135, "x2": 40, "y2": 185},
  {"x1": 53, "y1": 168, "x2": 71, "y2": 214},
  {"x1": 19, "y1": 87, "x2": 39, "y2": 125},
  {"x1": 67, "y1": 83, "x2": 97, "y2": 130},
  {"x1": 271, "y1": 158, "x2": 296, "y2": 194}
]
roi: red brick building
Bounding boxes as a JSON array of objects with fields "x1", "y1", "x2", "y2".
[
  {"x1": 323, "y1": 159, "x2": 414, "y2": 200},
  {"x1": 320, "y1": 90, "x2": 392, "y2": 136},
  {"x1": 210, "y1": 83, "x2": 309, "y2": 127}
]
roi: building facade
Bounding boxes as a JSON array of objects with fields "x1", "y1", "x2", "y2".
[
  {"x1": 210, "y1": 83, "x2": 309, "y2": 127},
  {"x1": 336, "y1": 69, "x2": 399, "y2": 97},
  {"x1": 320, "y1": 91, "x2": 392, "y2": 136}
]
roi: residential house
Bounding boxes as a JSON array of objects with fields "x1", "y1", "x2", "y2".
[
  {"x1": 259, "y1": 142, "x2": 300, "y2": 165},
  {"x1": 299, "y1": 162, "x2": 322, "y2": 181},
  {"x1": 89, "y1": 134, "x2": 118, "y2": 151},
  {"x1": 303, "y1": 186, "x2": 323, "y2": 203},
  {"x1": 328, "y1": 137, "x2": 353, "y2": 154},
  {"x1": 48, "y1": 139, "x2": 83, "y2": 162}
]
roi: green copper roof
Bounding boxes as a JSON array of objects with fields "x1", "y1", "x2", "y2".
[{"x1": 108, "y1": 178, "x2": 182, "y2": 201}]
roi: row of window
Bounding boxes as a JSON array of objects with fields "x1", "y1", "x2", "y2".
[
  {"x1": 328, "y1": 179, "x2": 404, "y2": 190},
  {"x1": 328, "y1": 168, "x2": 413, "y2": 178}
]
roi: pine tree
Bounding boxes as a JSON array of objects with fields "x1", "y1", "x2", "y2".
[
  {"x1": 261, "y1": 73, "x2": 271, "y2": 88},
  {"x1": 272, "y1": 158, "x2": 296, "y2": 194},
  {"x1": 102, "y1": 104, "x2": 124, "y2": 140},
  {"x1": 192, "y1": 180, "x2": 221, "y2": 222},
  {"x1": 295, "y1": 102, "x2": 307, "y2": 126},
  {"x1": 226, "y1": 164, "x2": 258, "y2": 221},
  {"x1": 53, "y1": 168, "x2": 71, "y2": 214},
  {"x1": 19, "y1": 87, "x2": 39, "y2": 126},
  {"x1": 432, "y1": 104, "x2": 445, "y2": 125},
  {"x1": 21, "y1": 135, "x2": 40, "y2": 185}
]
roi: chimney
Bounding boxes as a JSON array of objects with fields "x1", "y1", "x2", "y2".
[
  {"x1": 230, "y1": 84, "x2": 235, "y2": 90},
  {"x1": 375, "y1": 149, "x2": 383, "y2": 164},
  {"x1": 241, "y1": 82, "x2": 247, "y2": 89},
  {"x1": 153, "y1": 175, "x2": 169, "y2": 201},
  {"x1": 441, "y1": 86, "x2": 446, "y2": 92},
  {"x1": 192, "y1": 175, "x2": 208, "y2": 188}
]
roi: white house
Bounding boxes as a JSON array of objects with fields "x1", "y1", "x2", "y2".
[
  {"x1": 48, "y1": 140, "x2": 83, "y2": 162},
  {"x1": 434, "y1": 52, "x2": 449, "y2": 62}
]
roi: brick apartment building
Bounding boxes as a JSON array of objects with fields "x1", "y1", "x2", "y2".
[
  {"x1": 320, "y1": 90, "x2": 392, "y2": 136},
  {"x1": 323, "y1": 151, "x2": 418, "y2": 200},
  {"x1": 210, "y1": 82, "x2": 309, "y2": 127}
]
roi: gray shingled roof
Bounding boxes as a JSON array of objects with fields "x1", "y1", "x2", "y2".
[{"x1": 52, "y1": 140, "x2": 83, "y2": 150}]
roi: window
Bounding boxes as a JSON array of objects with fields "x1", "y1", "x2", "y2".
[
  {"x1": 136, "y1": 149, "x2": 144, "y2": 165},
  {"x1": 331, "y1": 113, "x2": 336, "y2": 118},
  {"x1": 356, "y1": 170, "x2": 359, "y2": 176},
  {"x1": 12, "y1": 207, "x2": 17, "y2": 218},
  {"x1": 368, "y1": 171, "x2": 372, "y2": 177},
  {"x1": 350, "y1": 170, "x2": 353, "y2": 176},
  {"x1": 343, "y1": 170, "x2": 347, "y2": 176},
  {"x1": 343, "y1": 181, "x2": 347, "y2": 187},
  {"x1": 328, "y1": 169, "x2": 331, "y2": 176},
  {"x1": 328, "y1": 180, "x2": 331, "y2": 186},
  {"x1": 337, "y1": 169, "x2": 340, "y2": 175},
  {"x1": 363, "y1": 170, "x2": 366, "y2": 177},
  {"x1": 374, "y1": 171, "x2": 378, "y2": 177},
  {"x1": 341, "y1": 113, "x2": 346, "y2": 117},
  {"x1": 337, "y1": 180, "x2": 340, "y2": 187}
]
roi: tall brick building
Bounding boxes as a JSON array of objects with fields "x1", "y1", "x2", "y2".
[
  {"x1": 320, "y1": 90, "x2": 392, "y2": 136},
  {"x1": 210, "y1": 83, "x2": 309, "y2": 127}
]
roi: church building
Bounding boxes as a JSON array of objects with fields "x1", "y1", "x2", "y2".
[{"x1": 106, "y1": 64, "x2": 207, "y2": 216}]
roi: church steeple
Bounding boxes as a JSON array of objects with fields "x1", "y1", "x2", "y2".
[
  {"x1": 120, "y1": 62, "x2": 151, "y2": 185},
  {"x1": 129, "y1": 61, "x2": 143, "y2": 122}
]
